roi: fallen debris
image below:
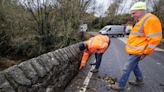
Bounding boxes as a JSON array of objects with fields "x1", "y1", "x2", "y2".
[{"x1": 103, "y1": 76, "x2": 117, "y2": 85}]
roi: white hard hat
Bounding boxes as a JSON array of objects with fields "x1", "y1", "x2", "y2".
[{"x1": 130, "y1": 2, "x2": 147, "y2": 11}]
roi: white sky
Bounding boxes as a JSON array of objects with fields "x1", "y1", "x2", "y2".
[
  {"x1": 20, "y1": 0, "x2": 155, "y2": 17},
  {"x1": 87, "y1": 0, "x2": 132, "y2": 17},
  {"x1": 88, "y1": 0, "x2": 155, "y2": 17},
  {"x1": 87, "y1": 0, "x2": 112, "y2": 17},
  {"x1": 95, "y1": 0, "x2": 111, "y2": 12}
]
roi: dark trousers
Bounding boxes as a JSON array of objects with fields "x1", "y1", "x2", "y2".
[
  {"x1": 95, "y1": 53, "x2": 103, "y2": 69},
  {"x1": 94, "y1": 40, "x2": 110, "y2": 69}
]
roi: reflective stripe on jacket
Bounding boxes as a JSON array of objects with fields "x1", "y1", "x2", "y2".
[
  {"x1": 126, "y1": 13, "x2": 162, "y2": 55},
  {"x1": 87, "y1": 34, "x2": 110, "y2": 53}
]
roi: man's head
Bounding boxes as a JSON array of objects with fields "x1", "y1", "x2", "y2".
[
  {"x1": 79, "y1": 43, "x2": 87, "y2": 51},
  {"x1": 130, "y1": 2, "x2": 147, "y2": 21}
]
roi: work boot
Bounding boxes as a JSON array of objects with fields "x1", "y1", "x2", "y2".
[
  {"x1": 90, "y1": 68, "x2": 98, "y2": 73},
  {"x1": 90, "y1": 62, "x2": 96, "y2": 65},
  {"x1": 110, "y1": 83, "x2": 125, "y2": 90},
  {"x1": 129, "y1": 80, "x2": 144, "y2": 86}
]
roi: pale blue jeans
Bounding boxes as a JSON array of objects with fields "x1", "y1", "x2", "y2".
[{"x1": 119, "y1": 54, "x2": 144, "y2": 87}]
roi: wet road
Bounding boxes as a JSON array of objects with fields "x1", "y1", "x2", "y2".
[{"x1": 65, "y1": 38, "x2": 164, "y2": 92}]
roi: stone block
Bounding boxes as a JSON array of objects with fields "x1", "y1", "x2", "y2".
[
  {"x1": 4, "y1": 65, "x2": 31, "y2": 86},
  {"x1": 30, "y1": 59, "x2": 47, "y2": 77},
  {"x1": 18, "y1": 60, "x2": 38, "y2": 84}
]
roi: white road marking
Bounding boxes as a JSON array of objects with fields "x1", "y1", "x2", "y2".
[
  {"x1": 117, "y1": 37, "x2": 127, "y2": 44},
  {"x1": 156, "y1": 62, "x2": 161, "y2": 65},
  {"x1": 118, "y1": 37, "x2": 164, "y2": 52},
  {"x1": 79, "y1": 60, "x2": 96, "y2": 92}
]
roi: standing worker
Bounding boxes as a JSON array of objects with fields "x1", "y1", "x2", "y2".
[
  {"x1": 111, "y1": 2, "x2": 163, "y2": 90},
  {"x1": 79, "y1": 31, "x2": 110, "y2": 73}
]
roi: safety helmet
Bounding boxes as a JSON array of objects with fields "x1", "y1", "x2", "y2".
[
  {"x1": 79, "y1": 43, "x2": 86, "y2": 51},
  {"x1": 130, "y1": 2, "x2": 147, "y2": 11}
]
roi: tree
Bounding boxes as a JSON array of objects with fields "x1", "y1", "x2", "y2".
[
  {"x1": 151, "y1": 0, "x2": 164, "y2": 36},
  {"x1": 0, "y1": 0, "x2": 95, "y2": 59}
]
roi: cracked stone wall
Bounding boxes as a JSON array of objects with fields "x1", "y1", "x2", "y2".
[{"x1": 0, "y1": 43, "x2": 82, "y2": 92}]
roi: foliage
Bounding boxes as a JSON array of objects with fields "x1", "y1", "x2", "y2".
[
  {"x1": 91, "y1": 13, "x2": 131, "y2": 29},
  {"x1": 91, "y1": 0, "x2": 131, "y2": 29},
  {"x1": 0, "y1": 0, "x2": 164, "y2": 68},
  {"x1": 153, "y1": 0, "x2": 164, "y2": 35},
  {"x1": 0, "y1": 0, "x2": 94, "y2": 61}
]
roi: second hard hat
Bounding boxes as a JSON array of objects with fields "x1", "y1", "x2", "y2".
[{"x1": 130, "y1": 2, "x2": 147, "y2": 11}]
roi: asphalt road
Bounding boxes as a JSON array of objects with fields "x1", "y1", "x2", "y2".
[{"x1": 65, "y1": 37, "x2": 164, "y2": 92}]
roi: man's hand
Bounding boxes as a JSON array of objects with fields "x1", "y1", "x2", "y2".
[
  {"x1": 140, "y1": 54, "x2": 146, "y2": 60},
  {"x1": 79, "y1": 66, "x2": 84, "y2": 69},
  {"x1": 79, "y1": 62, "x2": 86, "y2": 69}
]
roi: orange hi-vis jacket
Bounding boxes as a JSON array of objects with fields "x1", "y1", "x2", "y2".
[
  {"x1": 80, "y1": 34, "x2": 110, "y2": 69},
  {"x1": 126, "y1": 13, "x2": 162, "y2": 55}
]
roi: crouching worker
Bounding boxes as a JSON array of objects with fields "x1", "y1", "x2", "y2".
[{"x1": 79, "y1": 31, "x2": 110, "y2": 73}]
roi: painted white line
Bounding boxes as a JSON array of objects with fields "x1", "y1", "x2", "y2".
[
  {"x1": 79, "y1": 60, "x2": 96, "y2": 92},
  {"x1": 117, "y1": 37, "x2": 127, "y2": 44},
  {"x1": 118, "y1": 37, "x2": 164, "y2": 52}
]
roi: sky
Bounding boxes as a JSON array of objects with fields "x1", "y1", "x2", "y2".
[
  {"x1": 88, "y1": 0, "x2": 155, "y2": 17},
  {"x1": 20, "y1": 0, "x2": 155, "y2": 17},
  {"x1": 95, "y1": 0, "x2": 112, "y2": 16},
  {"x1": 87, "y1": 0, "x2": 132, "y2": 17},
  {"x1": 86, "y1": 0, "x2": 111, "y2": 17}
]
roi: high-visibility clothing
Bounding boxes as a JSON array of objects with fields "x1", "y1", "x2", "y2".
[
  {"x1": 80, "y1": 51, "x2": 89, "y2": 69},
  {"x1": 126, "y1": 13, "x2": 162, "y2": 55},
  {"x1": 80, "y1": 34, "x2": 110, "y2": 68},
  {"x1": 86, "y1": 34, "x2": 110, "y2": 53}
]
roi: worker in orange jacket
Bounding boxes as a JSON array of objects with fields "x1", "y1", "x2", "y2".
[
  {"x1": 111, "y1": 2, "x2": 163, "y2": 90},
  {"x1": 79, "y1": 31, "x2": 110, "y2": 73}
]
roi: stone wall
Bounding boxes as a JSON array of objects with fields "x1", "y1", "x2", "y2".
[{"x1": 0, "y1": 43, "x2": 82, "y2": 92}]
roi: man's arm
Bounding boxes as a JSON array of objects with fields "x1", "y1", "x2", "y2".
[
  {"x1": 144, "y1": 17, "x2": 162, "y2": 55},
  {"x1": 80, "y1": 51, "x2": 89, "y2": 69}
]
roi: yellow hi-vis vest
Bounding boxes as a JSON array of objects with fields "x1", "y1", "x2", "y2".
[{"x1": 126, "y1": 13, "x2": 162, "y2": 55}]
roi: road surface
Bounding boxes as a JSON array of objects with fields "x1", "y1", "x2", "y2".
[{"x1": 65, "y1": 37, "x2": 164, "y2": 92}]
